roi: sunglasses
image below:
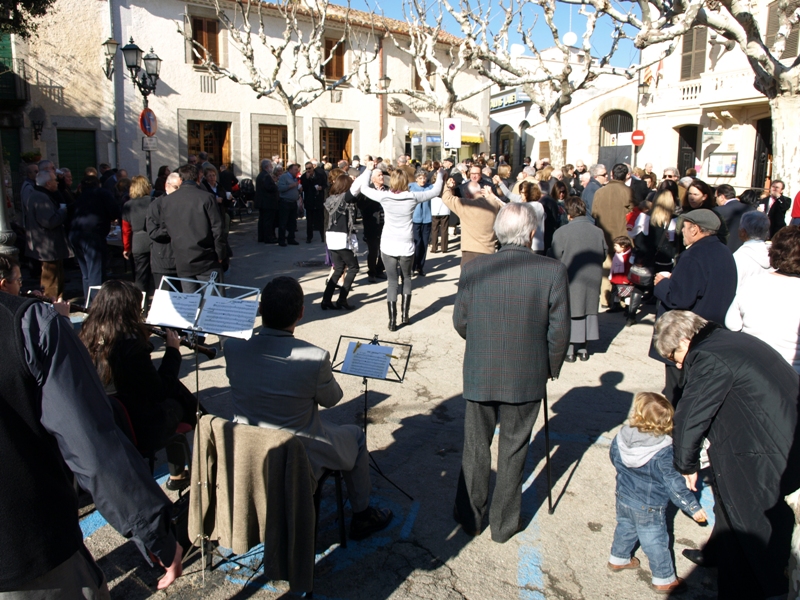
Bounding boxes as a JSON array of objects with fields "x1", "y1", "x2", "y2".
[{"x1": 663, "y1": 174, "x2": 677, "y2": 179}]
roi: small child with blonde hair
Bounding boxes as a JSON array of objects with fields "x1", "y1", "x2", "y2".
[{"x1": 608, "y1": 392, "x2": 707, "y2": 594}]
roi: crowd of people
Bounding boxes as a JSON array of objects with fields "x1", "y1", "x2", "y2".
[{"x1": 2, "y1": 147, "x2": 800, "y2": 599}]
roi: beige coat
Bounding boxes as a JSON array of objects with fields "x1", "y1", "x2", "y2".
[
  {"x1": 189, "y1": 415, "x2": 316, "y2": 593},
  {"x1": 441, "y1": 187, "x2": 504, "y2": 255}
]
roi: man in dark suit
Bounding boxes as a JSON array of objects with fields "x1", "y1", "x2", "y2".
[
  {"x1": 762, "y1": 180, "x2": 791, "y2": 239},
  {"x1": 161, "y1": 163, "x2": 226, "y2": 293},
  {"x1": 715, "y1": 183, "x2": 754, "y2": 252},
  {"x1": 452, "y1": 203, "x2": 570, "y2": 543}
]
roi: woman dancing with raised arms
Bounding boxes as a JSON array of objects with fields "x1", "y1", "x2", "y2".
[{"x1": 354, "y1": 160, "x2": 445, "y2": 330}]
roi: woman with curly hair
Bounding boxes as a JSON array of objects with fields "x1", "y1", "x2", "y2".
[{"x1": 79, "y1": 280, "x2": 197, "y2": 490}]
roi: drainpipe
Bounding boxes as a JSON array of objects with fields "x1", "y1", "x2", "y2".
[
  {"x1": 379, "y1": 36, "x2": 385, "y2": 145},
  {"x1": 109, "y1": 0, "x2": 119, "y2": 168}
]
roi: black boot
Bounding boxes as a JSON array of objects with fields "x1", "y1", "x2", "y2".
[
  {"x1": 321, "y1": 280, "x2": 340, "y2": 310},
  {"x1": 401, "y1": 294, "x2": 411, "y2": 325},
  {"x1": 627, "y1": 289, "x2": 643, "y2": 327},
  {"x1": 387, "y1": 301, "x2": 397, "y2": 331},
  {"x1": 336, "y1": 287, "x2": 354, "y2": 310}
]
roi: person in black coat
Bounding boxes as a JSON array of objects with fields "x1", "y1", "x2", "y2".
[
  {"x1": 714, "y1": 184, "x2": 754, "y2": 252},
  {"x1": 357, "y1": 169, "x2": 387, "y2": 282},
  {"x1": 652, "y1": 209, "x2": 736, "y2": 404},
  {"x1": 79, "y1": 280, "x2": 197, "y2": 491},
  {"x1": 654, "y1": 311, "x2": 800, "y2": 599},
  {"x1": 763, "y1": 180, "x2": 792, "y2": 239},
  {"x1": 68, "y1": 175, "x2": 120, "y2": 300},
  {"x1": 146, "y1": 173, "x2": 179, "y2": 289},
  {"x1": 255, "y1": 159, "x2": 279, "y2": 244},
  {"x1": 160, "y1": 164, "x2": 226, "y2": 293},
  {"x1": 301, "y1": 161, "x2": 326, "y2": 243}
]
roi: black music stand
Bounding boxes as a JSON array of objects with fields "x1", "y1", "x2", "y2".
[{"x1": 332, "y1": 335, "x2": 413, "y2": 500}]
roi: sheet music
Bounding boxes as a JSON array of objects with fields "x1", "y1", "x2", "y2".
[
  {"x1": 146, "y1": 289, "x2": 201, "y2": 329},
  {"x1": 341, "y1": 341, "x2": 393, "y2": 379},
  {"x1": 195, "y1": 295, "x2": 259, "y2": 340}
]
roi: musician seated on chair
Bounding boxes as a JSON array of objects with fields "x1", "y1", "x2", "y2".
[
  {"x1": 224, "y1": 275, "x2": 393, "y2": 541},
  {"x1": 79, "y1": 280, "x2": 197, "y2": 491}
]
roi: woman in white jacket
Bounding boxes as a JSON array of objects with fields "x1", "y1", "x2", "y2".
[{"x1": 355, "y1": 161, "x2": 445, "y2": 330}]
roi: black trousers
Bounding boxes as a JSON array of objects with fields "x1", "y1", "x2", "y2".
[
  {"x1": 365, "y1": 234, "x2": 384, "y2": 276},
  {"x1": 412, "y1": 222, "x2": 432, "y2": 272},
  {"x1": 258, "y1": 208, "x2": 278, "y2": 242},
  {"x1": 330, "y1": 248, "x2": 359, "y2": 291},
  {"x1": 306, "y1": 202, "x2": 325, "y2": 241},
  {"x1": 151, "y1": 270, "x2": 177, "y2": 291},
  {"x1": 132, "y1": 252, "x2": 153, "y2": 296},
  {"x1": 455, "y1": 399, "x2": 541, "y2": 543},
  {"x1": 278, "y1": 202, "x2": 297, "y2": 243}
]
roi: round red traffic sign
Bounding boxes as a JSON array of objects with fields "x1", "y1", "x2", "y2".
[
  {"x1": 631, "y1": 130, "x2": 645, "y2": 146},
  {"x1": 139, "y1": 108, "x2": 158, "y2": 137}
]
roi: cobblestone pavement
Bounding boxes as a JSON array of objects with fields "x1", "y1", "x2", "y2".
[{"x1": 80, "y1": 216, "x2": 717, "y2": 599}]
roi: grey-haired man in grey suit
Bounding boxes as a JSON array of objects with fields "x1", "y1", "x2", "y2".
[
  {"x1": 224, "y1": 276, "x2": 392, "y2": 541},
  {"x1": 453, "y1": 203, "x2": 570, "y2": 543}
]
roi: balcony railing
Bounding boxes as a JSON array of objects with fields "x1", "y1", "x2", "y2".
[
  {"x1": 0, "y1": 59, "x2": 30, "y2": 106},
  {"x1": 648, "y1": 68, "x2": 766, "y2": 111}
]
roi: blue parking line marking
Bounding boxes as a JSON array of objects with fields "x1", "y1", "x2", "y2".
[
  {"x1": 80, "y1": 511, "x2": 108, "y2": 538},
  {"x1": 518, "y1": 467, "x2": 546, "y2": 599},
  {"x1": 400, "y1": 501, "x2": 420, "y2": 539}
]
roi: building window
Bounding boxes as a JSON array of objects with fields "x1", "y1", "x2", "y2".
[
  {"x1": 414, "y1": 62, "x2": 435, "y2": 91},
  {"x1": 538, "y1": 140, "x2": 567, "y2": 163},
  {"x1": 192, "y1": 17, "x2": 219, "y2": 64},
  {"x1": 324, "y1": 39, "x2": 345, "y2": 80},
  {"x1": 766, "y1": 2, "x2": 799, "y2": 59},
  {"x1": 680, "y1": 27, "x2": 707, "y2": 81},
  {"x1": 320, "y1": 127, "x2": 352, "y2": 162}
]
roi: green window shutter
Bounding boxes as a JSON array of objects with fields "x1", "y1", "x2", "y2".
[{"x1": 57, "y1": 130, "x2": 97, "y2": 190}]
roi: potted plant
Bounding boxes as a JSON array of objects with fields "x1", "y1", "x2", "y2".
[{"x1": 21, "y1": 151, "x2": 42, "y2": 163}]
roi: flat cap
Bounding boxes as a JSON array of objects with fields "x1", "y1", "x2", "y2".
[{"x1": 677, "y1": 208, "x2": 721, "y2": 232}]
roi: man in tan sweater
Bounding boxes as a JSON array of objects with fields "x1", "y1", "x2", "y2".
[{"x1": 442, "y1": 168, "x2": 505, "y2": 267}]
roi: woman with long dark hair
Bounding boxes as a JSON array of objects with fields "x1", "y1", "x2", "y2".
[
  {"x1": 355, "y1": 160, "x2": 444, "y2": 330},
  {"x1": 79, "y1": 280, "x2": 197, "y2": 490},
  {"x1": 321, "y1": 173, "x2": 360, "y2": 310}
]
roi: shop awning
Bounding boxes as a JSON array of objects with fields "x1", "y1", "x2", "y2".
[{"x1": 461, "y1": 134, "x2": 483, "y2": 144}]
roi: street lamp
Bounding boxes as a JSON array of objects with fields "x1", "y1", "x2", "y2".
[
  {"x1": 102, "y1": 37, "x2": 119, "y2": 80},
  {"x1": 121, "y1": 37, "x2": 161, "y2": 107},
  {"x1": 637, "y1": 80, "x2": 651, "y2": 97},
  {"x1": 378, "y1": 74, "x2": 391, "y2": 90}
]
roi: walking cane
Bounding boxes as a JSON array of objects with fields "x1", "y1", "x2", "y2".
[{"x1": 543, "y1": 388, "x2": 554, "y2": 515}]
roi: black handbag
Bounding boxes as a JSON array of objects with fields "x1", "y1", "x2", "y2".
[{"x1": 629, "y1": 264, "x2": 653, "y2": 287}]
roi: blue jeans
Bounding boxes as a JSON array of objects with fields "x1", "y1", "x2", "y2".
[
  {"x1": 70, "y1": 236, "x2": 105, "y2": 300},
  {"x1": 609, "y1": 495, "x2": 675, "y2": 584}
]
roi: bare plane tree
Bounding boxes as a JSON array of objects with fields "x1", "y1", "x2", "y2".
[
  {"x1": 446, "y1": 0, "x2": 668, "y2": 166},
  {"x1": 361, "y1": 0, "x2": 496, "y2": 154},
  {"x1": 177, "y1": 0, "x2": 377, "y2": 162},
  {"x1": 565, "y1": 0, "x2": 800, "y2": 190}
]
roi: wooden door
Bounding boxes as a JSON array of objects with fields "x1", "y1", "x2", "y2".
[
  {"x1": 259, "y1": 124, "x2": 288, "y2": 165},
  {"x1": 187, "y1": 121, "x2": 231, "y2": 167}
]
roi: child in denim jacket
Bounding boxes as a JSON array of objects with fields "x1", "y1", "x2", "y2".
[{"x1": 608, "y1": 392, "x2": 707, "y2": 594}]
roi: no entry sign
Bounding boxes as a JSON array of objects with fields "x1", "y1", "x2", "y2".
[
  {"x1": 631, "y1": 130, "x2": 645, "y2": 146},
  {"x1": 139, "y1": 108, "x2": 158, "y2": 137}
]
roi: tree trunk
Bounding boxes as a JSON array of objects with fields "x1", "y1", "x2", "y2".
[
  {"x1": 769, "y1": 94, "x2": 800, "y2": 195},
  {"x1": 283, "y1": 101, "x2": 299, "y2": 165},
  {"x1": 546, "y1": 110, "x2": 564, "y2": 167}
]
